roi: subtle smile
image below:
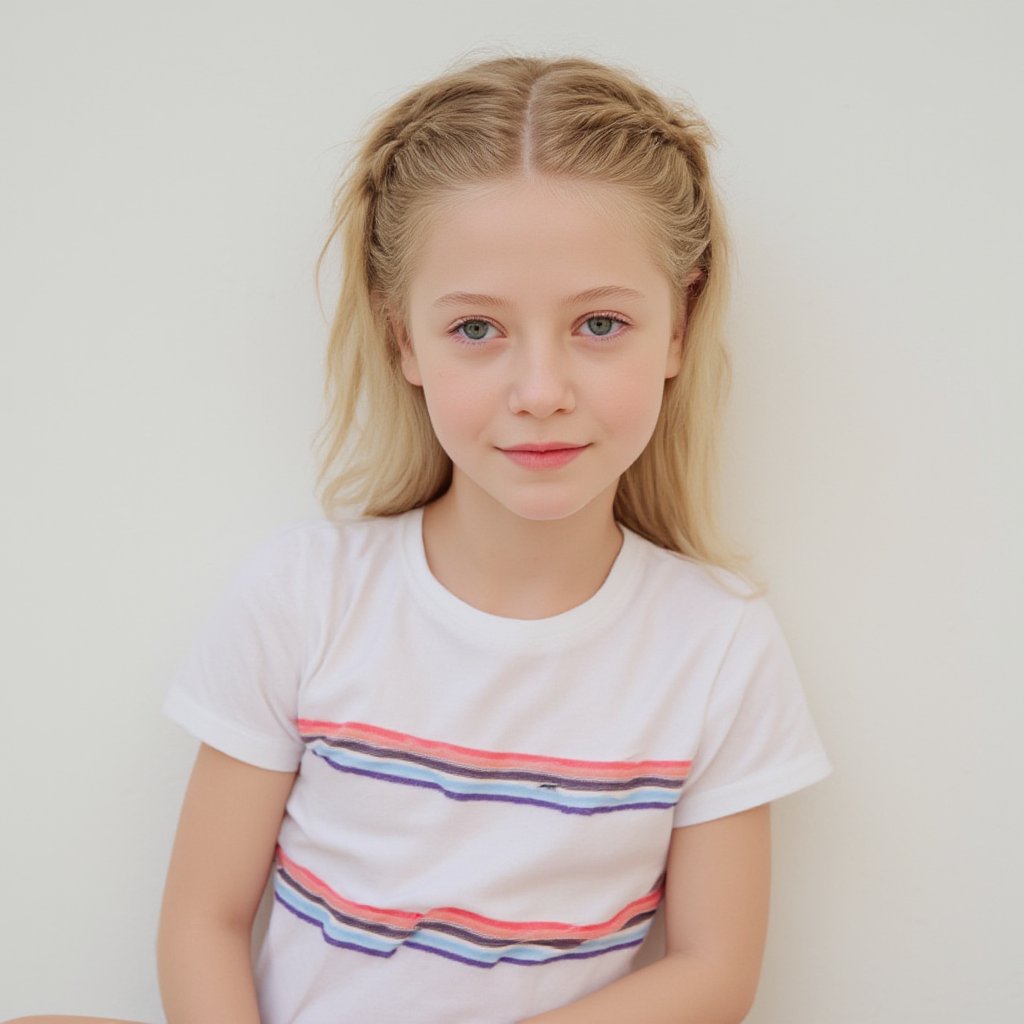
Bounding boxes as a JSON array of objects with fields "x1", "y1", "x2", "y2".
[{"x1": 498, "y1": 443, "x2": 590, "y2": 469}]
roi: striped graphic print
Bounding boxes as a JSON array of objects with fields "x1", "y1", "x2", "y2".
[
  {"x1": 274, "y1": 847, "x2": 663, "y2": 968},
  {"x1": 296, "y1": 719, "x2": 691, "y2": 815}
]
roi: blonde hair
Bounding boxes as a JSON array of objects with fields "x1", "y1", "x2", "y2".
[{"x1": 313, "y1": 49, "x2": 747, "y2": 575}]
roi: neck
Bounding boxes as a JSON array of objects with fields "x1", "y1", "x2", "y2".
[{"x1": 420, "y1": 478, "x2": 623, "y2": 619}]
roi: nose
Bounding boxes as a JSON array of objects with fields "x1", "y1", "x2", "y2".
[{"x1": 506, "y1": 339, "x2": 576, "y2": 418}]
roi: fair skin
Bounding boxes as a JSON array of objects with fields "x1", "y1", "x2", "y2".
[
  {"x1": 398, "y1": 173, "x2": 691, "y2": 619},
  {"x1": 155, "y1": 745, "x2": 296, "y2": 1023},
  {"x1": 17, "y1": 174, "x2": 769, "y2": 1024}
]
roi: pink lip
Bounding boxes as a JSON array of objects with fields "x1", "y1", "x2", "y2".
[
  {"x1": 503, "y1": 443, "x2": 584, "y2": 452},
  {"x1": 499, "y1": 443, "x2": 588, "y2": 469}
]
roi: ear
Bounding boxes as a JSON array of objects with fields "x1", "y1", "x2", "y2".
[
  {"x1": 665, "y1": 324, "x2": 684, "y2": 380},
  {"x1": 389, "y1": 313, "x2": 422, "y2": 387},
  {"x1": 665, "y1": 269, "x2": 705, "y2": 380}
]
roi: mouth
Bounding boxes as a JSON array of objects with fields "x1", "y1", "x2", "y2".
[
  {"x1": 498, "y1": 443, "x2": 589, "y2": 469},
  {"x1": 500, "y1": 443, "x2": 587, "y2": 453}
]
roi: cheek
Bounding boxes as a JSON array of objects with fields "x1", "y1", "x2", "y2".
[
  {"x1": 419, "y1": 368, "x2": 493, "y2": 444},
  {"x1": 597, "y1": 369, "x2": 666, "y2": 438}
]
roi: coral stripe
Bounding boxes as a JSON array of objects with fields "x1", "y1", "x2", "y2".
[
  {"x1": 315, "y1": 740, "x2": 684, "y2": 790},
  {"x1": 275, "y1": 892, "x2": 650, "y2": 968},
  {"x1": 296, "y1": 719, "x2": 690, "y2": 780},
  {"x1": 276, "y1": 847, "x2": 663, "y2": 941}
]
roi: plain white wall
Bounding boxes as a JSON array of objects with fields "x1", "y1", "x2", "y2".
[{"x1": 2, "y1": 1, "x2": 1021, "y2": 1020}]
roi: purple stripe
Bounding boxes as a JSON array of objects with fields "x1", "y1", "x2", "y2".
[
  {"x1": 305, "y1": 735, "x2": 684, "y2": 791},
  {"x1": 277, "y1": 865, "x2": 658, "y2": 949},
  {"x1": 404, "y1": 935, "x2": 646, "y2": 969},
  {"x1": 312, "y1": 755, "x2": 678, "y2": 814},
  {"x1": 275, "y1": 893, "x2": 646, "y2": 969},
  {"x1": 274, "y1": 893, "x2": 395, "y2": 959},
  {"x1": 276, "y1": 869, "x2": 411, "y2": 940}
]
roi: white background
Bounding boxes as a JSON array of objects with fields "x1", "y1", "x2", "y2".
[{"x1": 2, "y1": 1, "x2": 1022, "y2": 1021}]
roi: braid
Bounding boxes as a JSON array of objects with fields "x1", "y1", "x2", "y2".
[{"x1": 365, "y1": 116, "x2": 425, "y2": 193}]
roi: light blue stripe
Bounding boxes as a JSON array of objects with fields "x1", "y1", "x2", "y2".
[
  {"x1": 275, "y1": 878, "x2": 401, "y2": 955},
  {"x1": 310, "y1": 743, "x2": 677, "y2": 810},
  {"x1": 276, "y1": 873, "x2": 654, "y2": 966},
  {"x1": 407, "y1": 919, "x2": 653, "y2": 964}
]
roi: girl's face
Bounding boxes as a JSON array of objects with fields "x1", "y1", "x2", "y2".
[{"x1": 398, "y1": 174, "x2": 688, "y2": 526}]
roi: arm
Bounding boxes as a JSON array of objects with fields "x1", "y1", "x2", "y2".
[
  {"x1": 157, "y1": 743, "x2": 297, "y2": 1024},
  {"x1": 520, "y1": 804, "x2": 771, "y2": 1024}
]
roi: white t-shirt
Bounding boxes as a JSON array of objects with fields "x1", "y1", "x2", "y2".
[{"x1": 162, "y1": 508, "x2": 831, "y2": 1024}]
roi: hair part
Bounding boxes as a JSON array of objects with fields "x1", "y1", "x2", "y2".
[{"x1": 313, "y1": 49, "x2": 750, "y2": 579}]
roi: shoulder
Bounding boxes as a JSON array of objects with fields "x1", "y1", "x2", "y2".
[
  {"x1": 626, "y1": 530, "x2": 763, "y2": 629},
  {"x1": 228, "y1": 510, "x2": 415, "y2": 608},
  {"x1": 240, "y1": 509, "x2": 412, "y2": 569}
]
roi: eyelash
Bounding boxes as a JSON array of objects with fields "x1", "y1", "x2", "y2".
[{"x1": 447, "y1": 312, "x2": 631, "y2": 345}]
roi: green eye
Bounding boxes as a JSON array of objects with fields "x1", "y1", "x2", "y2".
[
  {"x1": 461, "y1": 320, "x2": 490, "y2": 340},
  {"x1": 582, "y1": 314, "x2": 628, "y2": 339},
  {"x1": 448, "y1": 313, "x2": 629, "y2": 345},
  {"x1": 450, "y1": 319, "x2": 496, "y2": 344}
]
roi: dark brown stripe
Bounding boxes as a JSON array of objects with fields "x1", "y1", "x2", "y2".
[
  {"x1": 301, "y1": 734, "x2": 685, "y2": 791},
  {"x1": 278, "y1": 865, "x2": 658, "y2": 950}
]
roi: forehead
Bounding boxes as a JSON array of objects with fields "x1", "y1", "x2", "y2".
[{"x1": 407, "y1": 176, "x2": 667, "y2": 306}]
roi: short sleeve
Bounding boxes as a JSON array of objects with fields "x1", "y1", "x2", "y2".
[
  {"x1": 673, "y1": 596, "x2": 831, "y2": 827},
  {"x1": 161, "y1": 524, "x2": 309, "y2": 771}
]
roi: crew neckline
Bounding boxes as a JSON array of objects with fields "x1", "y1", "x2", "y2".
[{"x1": 400, "y1": 505, "x2": 647, "y2": 648}]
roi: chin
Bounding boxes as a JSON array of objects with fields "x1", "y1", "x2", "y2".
[{"x1": 496, "y1": 493, "x2": 606, "y2": 524}]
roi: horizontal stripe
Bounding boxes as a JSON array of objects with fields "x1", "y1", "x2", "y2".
[
  {"x1": 296, "y1": 720, "x2": 690, "y2": 814},
  {"x1": 314, "y1": 737, "x2": 683, "y2": 790},
  {"x1": 297, "y1": 720, "x2": 691, "y2": 780},
  {"x1": 274, "y1": 847, "x2": 661, "y2": 968},
  {"x1": 310, "y1": 742, "x2": 680, "y2": 813}
]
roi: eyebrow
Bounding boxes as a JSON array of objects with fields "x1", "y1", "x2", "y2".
[{"x1": 431, "y1": 285, "x2": 646, "y2": 309}]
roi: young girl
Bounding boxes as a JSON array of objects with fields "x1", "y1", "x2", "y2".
[{"x1": 10, "y1": 51, "x2": 830, "y2": 1024}]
